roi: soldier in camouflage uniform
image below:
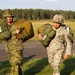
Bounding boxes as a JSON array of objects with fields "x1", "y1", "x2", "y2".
[
  {"x1": 3, "y1": 9, "x2": 25, "y2": 75},
  {"x1": 46, "y1": 14, "x2": 73, "y2": 75}
]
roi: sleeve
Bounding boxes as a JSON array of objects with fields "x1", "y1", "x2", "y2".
[
  {"x1": 64, "y1": 32, "x2": 73, "y2": 55},
  {"x1": 11, "y1": 24, "x2": 18, "y2": 35}
]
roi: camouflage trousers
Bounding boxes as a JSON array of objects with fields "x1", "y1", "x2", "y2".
[
  {"x1": 47, "y1": 46, "x2": 64, "y2": 75},
  {"x1": 7, "y1": 50, "x2": 23, "y2": 75}
]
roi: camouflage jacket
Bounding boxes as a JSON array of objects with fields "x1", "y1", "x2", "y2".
[
  {"x1": 48, "y1": 25, "x2": 73, "y2": 55},
  {"x1": 5, "y1": 24, "x2": 24, "y2": 52}
]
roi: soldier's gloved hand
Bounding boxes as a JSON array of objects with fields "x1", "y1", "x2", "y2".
[
  {"x1": 38, "y1": 33, "x2": 43, "y2": 40},
  {"x1": 63, "y1": 54, "x2": 69, "y2": 60}
]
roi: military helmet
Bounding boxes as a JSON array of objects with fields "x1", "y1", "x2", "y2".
[
  {"x1": 52, "y1": 14, "x2": 64, "y2": 23},
  {"x1": 3, "y1": 9, "x2": 14, "y2": 18}
]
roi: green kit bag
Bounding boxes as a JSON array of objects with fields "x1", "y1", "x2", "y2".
[
  {"x1": 38, "y1": 23, "x2": 56, "y2": 47},
  {"x1": 14, "y1": 19, "x2": 34, "y2": 42}
]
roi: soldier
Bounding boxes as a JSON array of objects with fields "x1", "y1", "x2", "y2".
[
  {"x1": 46, "y1": 14, "x2": 73, "y2": 75},
  {"x1": 3, "y1": 9, "x2": 25, "y2": 75}
]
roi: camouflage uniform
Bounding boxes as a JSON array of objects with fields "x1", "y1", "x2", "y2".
[
  {"x1": 46, "y1": 14, "x2": 73, "y2": 75},
  {"x1": 5, "y1": 24, "x2": 24, "y2": 75},
  {"x1": 4, "y1": 9, "x2": 24, "y2": 75}
]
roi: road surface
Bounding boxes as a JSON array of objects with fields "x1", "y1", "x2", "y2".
[
  {"x1": 0, "y1": 40, "x2": 75, "y2": 62},
  {"x1": 0, "y1": 41, "x2": 47, "y2": 62}
]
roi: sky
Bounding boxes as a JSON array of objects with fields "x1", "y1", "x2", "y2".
[{"x1": 0, "y1": 0, "x2": 75, "y2": 11}]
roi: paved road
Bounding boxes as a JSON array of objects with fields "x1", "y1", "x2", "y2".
[
  {"x1": 0, "y1": 41, "x2": 47, "y2": 62},
  {"x1": 0, "y1": 40, "x2": 75, "y2": 62}
]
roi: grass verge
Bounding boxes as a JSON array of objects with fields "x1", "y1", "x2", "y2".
[{"x1": 0, "y1": 56, "x2": 75, "y2": 75}]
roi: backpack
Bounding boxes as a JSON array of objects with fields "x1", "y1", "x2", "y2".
[
  {"x1": 14, "y1": 19, "x2": 34, "y2": 42},
  {"x1": 61, "y1": 24, "x2": 74, "y2": 43},
  {"x1": 38, "y1": 23, "x2": 56, "y2": 47}
]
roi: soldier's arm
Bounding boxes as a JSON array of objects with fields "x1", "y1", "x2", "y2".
[
  {"x1": 65, "y1": 34, "x2": 73, "y2": 56},
  {"x1": 64, "y1": 34, "x2": 73, "y2": 60},
  {"x1": 11, "y1": 25, "x2": 19, "y2": 35}
]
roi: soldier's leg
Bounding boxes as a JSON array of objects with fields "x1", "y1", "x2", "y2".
[
  {"x1": 9, "y1": 50, "x2": 23, "y2": 75},
  {"x1": 11, "y1": 65, "x2": 19, "y2": 75},
  {"x1": 52, "y1": 50, "x2": 63, "y2": 75},
  {"x1": 7, "y1": 53, "x2": 12, "y2": 75},
  {"x1": 46, "y1": 48, "x2": 54, "y2": 68},
  {"x1": 10, "y1": 65, "x2": 22, "y2": 75}
]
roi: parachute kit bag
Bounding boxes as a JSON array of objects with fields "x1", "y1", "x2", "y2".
[
  {"x1": 38, "y1": 23, "x2": 56, "y2": 47},
  {"x1": 38, "y1": 23, "x2": 50, "y2": 34},
  {"x1": 14, "y1": 19, "x2": 34, "y2": 42}
]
